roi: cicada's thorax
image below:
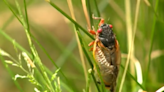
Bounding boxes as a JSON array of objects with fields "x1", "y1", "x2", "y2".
[{"x1": 98, "y1": 23, "x2": 116, "y2": 50}]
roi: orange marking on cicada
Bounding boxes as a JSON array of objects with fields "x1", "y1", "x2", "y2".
[
  {"x1": 98, "y1": 19, "x2": 104, "y2": 26},
  {"x1": 88, "y1": 41, "x2": 95, "y2": 46},
  {"x1": 89, "y1": 47, "x2": 93, "y2": 51},
  {"x1": 88, "y1": 29, "x2": 96, "y2": 35},
  {"x1": 103, "y1": 80, "x2": 111, "y2": 88},
  {"x1": 114, "y1": 39, "x2": 121, "y2": 66},
  {"x1": 88, "y1": 41, "x2": 95, "y2": 51}
]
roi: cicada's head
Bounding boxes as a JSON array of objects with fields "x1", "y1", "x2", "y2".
[{"x1": 96, "y1": 24, "x2": 115, "y2": 49}]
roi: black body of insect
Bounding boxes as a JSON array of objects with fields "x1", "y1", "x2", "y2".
[{"x1": 98, "y1": 24, "x2": 116, "y2": 50}]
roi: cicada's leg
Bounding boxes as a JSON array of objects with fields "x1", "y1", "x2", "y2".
[
  {"x1": 98, "y1": 41, "x2": 105, "y2": 48},
  {"x1": 98, "y1": 19, "x2": 104, "y2": 26},
  {"x1": 92, "y1": 39, "x2": 99, "y2": 60},
  {"x1": 89, "y1": 47, "x2": 93, "y2": 51},
  {"x1": 92, "y1": 14, "x2": 104, "y2": 26},
  {"x1": 88, "y1": 41, "x2": 95, "y2": 46},
  {"x1": 88, "y1": 41, "x2": 95, "y2": 51},
  {"x1": 88, "y1": 29, "x2": 96, "y2": 35}
]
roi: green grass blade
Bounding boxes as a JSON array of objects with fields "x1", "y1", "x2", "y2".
[
  {"x1": 31, "y1": 24, "x2": 83, "y2": 73},
  {"x1": 23, "y1": 0, "x2": 30, "y2": 32},
  {"x1": 86, "y1": 0, "x2": 93, "y2": 26},
  {"x1": 76, "y1": 29, "x2": 102, "y2": 92},
  {"x1": 86, "y1": 69, "x2": 92, "y2": 92},
  {"x1": 15, "y1": 0, "x2": 55, "y2": 91},
  {"x1": 55, "y1": 37, "x2": 80, "y2": 68},
  {"x1": 77, "y1": 34, "x2": 93, "y2": 68},
  {"x1": 0, "y1": 55, "x2": 24, "y2": 92},
  {"x1": 0, "y1": 33, "x2": 47, "y2": 89},
  {"x1": 44, "y1": 67, "x2": 73, "y2": 92},
  {"x1": 0, "y1": 29, "x2": 55, "y2": 90},
  {"x1": 30, "y1": 24, "x2": 80, "y2": 65},
  {"x1": 120, "y1": 64, "x2": 145, "y2": 90},
  {"x1": 0, "y1": 29, "x2": 30, "y2": 55},
  {"x1": 30, "y1": 22, "x2": 83, "y2": 73},
  {"x1": 93, "y1": 0, "x2": 100, "y2": 17},
  {"x1": 144, "y1": 0, "x2": 159, "y2": 88},
  {"x1": 46, "y1": 0, "x2": 94, "y2": 40},
  {"x1": 2, "y1": 15, "x2": 15, "y2": 30},
  {"x1": 31, "y1": 35, "x2": 77, "y2": 91},
  {"x1": 94, "y1": 0, "x2": 108, "y2": 13},
  {"x1": 3, "y1": 0, "x2": 22, "y2": 25}
]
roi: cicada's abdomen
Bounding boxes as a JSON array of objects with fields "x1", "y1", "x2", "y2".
[{"x1": 95, "y1": 47, "x2": 110, "y2": 67}]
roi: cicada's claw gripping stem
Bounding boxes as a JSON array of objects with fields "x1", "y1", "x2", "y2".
[{"x1": 92, "y1": 14, "x2": 104, "y2": 26}]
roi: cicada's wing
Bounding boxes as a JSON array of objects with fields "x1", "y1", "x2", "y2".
[{"x1": 93, "y1": 40, "x2": 121, "y2": 92}]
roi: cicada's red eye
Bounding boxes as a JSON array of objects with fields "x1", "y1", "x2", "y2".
[
  {"x1": 97, "y1": 28, "x2": 102, "y2": 33},
  {"x1": 109, "y1": 24, "x2": 113, "y2": 28}
]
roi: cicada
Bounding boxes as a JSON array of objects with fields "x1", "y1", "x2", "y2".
[{"x1": 88, "y1": 17, "x2": 121, "y2": 92}]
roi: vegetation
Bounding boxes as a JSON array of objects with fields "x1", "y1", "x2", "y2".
[{"x1": 0, "y1": 0, "x2": 163, "y2": 92}]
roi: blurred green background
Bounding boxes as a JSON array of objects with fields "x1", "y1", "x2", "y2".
[{"x1": 0, "y1": 0, "x2": 164, "y2": 92}]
